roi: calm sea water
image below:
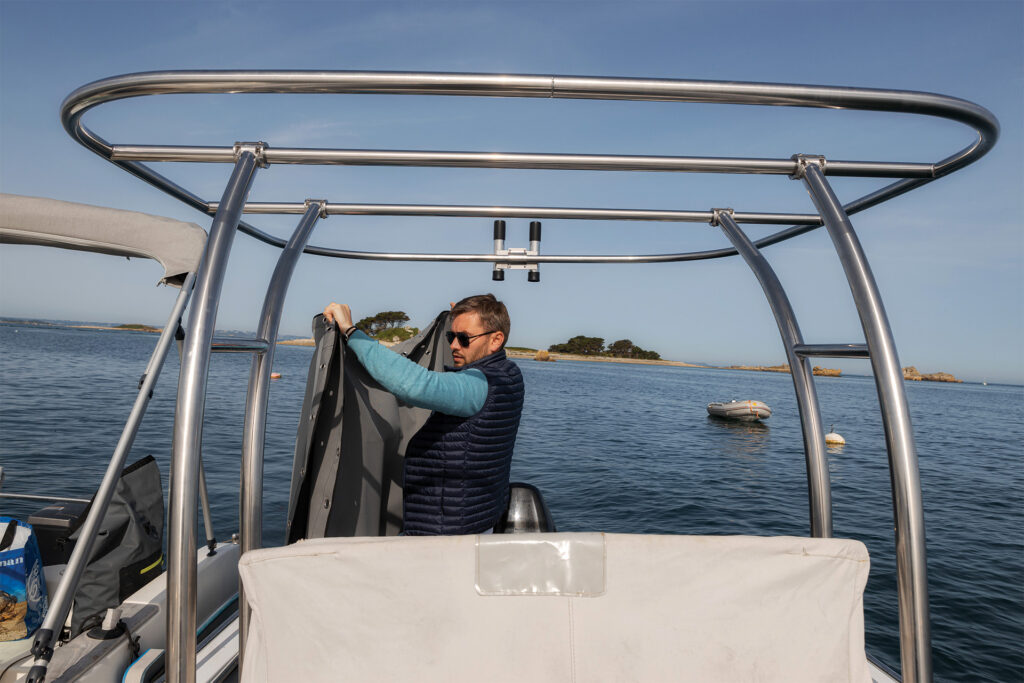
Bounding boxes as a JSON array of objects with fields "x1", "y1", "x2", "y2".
[{"x1": 1, "y1": 323, "x2": 1021, "y2": 681}]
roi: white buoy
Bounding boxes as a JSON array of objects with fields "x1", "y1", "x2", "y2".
[{"x1": 824, "y1": 423, "x2": 845, "y2": 445}]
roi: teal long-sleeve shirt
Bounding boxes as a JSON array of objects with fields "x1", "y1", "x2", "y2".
[{"x1": 345, "y1": 330, "x2": 488, "y2": 417}]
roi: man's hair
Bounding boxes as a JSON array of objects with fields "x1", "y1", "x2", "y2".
[{"x1": 451, "y1": 294, "x2": 510, "y2": 348}]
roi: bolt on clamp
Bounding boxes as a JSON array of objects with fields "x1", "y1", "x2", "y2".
[
  {"x1": 305, "y1": 199, "x2": 328, "y2": 218},
  {"x1": 234, "y1": 141, "x2": 270, "y2": 168},
  {"x1": 710, "y1": 208, "x2": 734, "y2": 227},
  {"x1": 789, "y1": 154, "x2": 827, "y2": 180}
]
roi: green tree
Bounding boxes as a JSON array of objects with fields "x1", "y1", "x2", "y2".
[
  {"x1": 356, "y1": 310, "x2": 410, "y2": 336},
  {"x1": 549, "y1": 335, "x2": 605, "y2": 355},
  {"x1": 608, "y1": 339, "x2": 635, "y2": 357}
]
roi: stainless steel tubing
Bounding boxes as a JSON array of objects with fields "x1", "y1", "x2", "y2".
[
  {"x1": 197, "y1": 458, "x2": 216, "y2": 554},
  {"x1": 60, "y1": 72, "x2": 997, "y2": 265},
  {"x1": 0, "y1": 492, "x2": 92, "y2": 504},
  {"x1": 26, "y1": 271, "x2": 195, "y2": 682},
  {"x1": 166, "y1": 154, "x2": 259, "y2": 683},
  {"x1": 210, "y1": 201, "x2": 821, "y2": 225},
  {"x1": 238, "y1": 201, "x2": 323, "y2": 664},
  {"x1": 793, "y1": 343, "x2": 870, "y2": 358},
  {"x1": 62, "y1": 71, "x2": 999, "y2": 170},
  {"x1": 202, "y1": 248, "x2": 765, "y2": 264},
  {"x1": 112, "y1": 145, "x2": 933, "y2": 178},
  {"x1": 210, "y1": 337, "x2": 270, "y2": 353},
  {"x1": 800, "y1": 162, "x2": 931, "y2": 683},
  {"x1": 714, "y1": 211, "x2": 832, "y2": 538}
]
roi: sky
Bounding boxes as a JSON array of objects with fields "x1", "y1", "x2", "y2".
[{"x1": 0, "y1": 0, "x2": 1021, "y2": 383}]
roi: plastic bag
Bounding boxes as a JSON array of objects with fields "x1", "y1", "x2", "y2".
[{"x1": 0, "y1": 517, "x2": 49, "y2": 641}]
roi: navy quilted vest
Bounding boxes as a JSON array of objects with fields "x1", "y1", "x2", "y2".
[{"x1": 402, "y1": 350, "x2": 525, "y2": 535}]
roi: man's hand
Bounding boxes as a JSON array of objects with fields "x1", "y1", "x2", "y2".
[{"x1": 323, "y1": 302, "x2": 354, "y2": 329}]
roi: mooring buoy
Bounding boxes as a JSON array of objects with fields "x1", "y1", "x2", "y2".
[{"x1": 825, "y1": 423, "x2": 845, "y2": 445}]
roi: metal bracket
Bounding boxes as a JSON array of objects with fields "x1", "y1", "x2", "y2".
[
  {"x1": 305, "y1": 198, "x2": 328, "y2": 219},
  {"x1": 493, "y1": 247, "x2": 540, "y2": 281},
  {"x1": 789, "y1": 154, "x2": 826, "y2": 180},
  {"x1": 493, "y1": 220, "x2": 541, "y2": 281},
  {"x1": 709, "y1": 208, "x2": 734, "y2": 227},
  {"x1": 233, "y1": 141, "x2": 269, "y2": 168}
]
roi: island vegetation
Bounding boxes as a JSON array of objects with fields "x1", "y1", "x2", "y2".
[
  {"x1": 547, "y1": 335, "x2": 661, "y2": 360},
  {"x1": 356, "y1": 311, "x2": 419, "y2": 343},
  {"x1": 114, "y1": 323, "x2": 160, "y2": 332}
]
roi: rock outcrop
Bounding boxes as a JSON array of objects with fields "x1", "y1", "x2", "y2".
[
  {"x1": 902, "y1": 366, "x2": 962, "y2": 383},
  {"x1": 534, "y1": 350, "x2": 554, "y2": 362},
  {"x1": 726, "y1": 364, "x2": 790, "y2": 373},
  {"x1": 812, "y1": 366, "x2": 841, "y2": 377}
]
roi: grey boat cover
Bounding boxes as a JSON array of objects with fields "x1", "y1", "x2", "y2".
[
  {"x1": 69, "y1": 456, "x2": 164, "y2": 637},
  {"x1": 0, "y1": 193, "x2": 206, "y2": 287},
  {"x1": 286, "y1": 312, "x2": 453, "y2": 541}
]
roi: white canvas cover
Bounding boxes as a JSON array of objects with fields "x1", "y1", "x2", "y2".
[
  {"x1": 239, "y1": 533, "x2": 871, "y2": 682},
  {"x1": 0, "y1": 193, "x2": 206, "y2": 287}
]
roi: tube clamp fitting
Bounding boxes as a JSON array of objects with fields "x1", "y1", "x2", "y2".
[
  {"x1": 234, "y1": 141, "x2": 269, "y2": 168},
  {"x1": 305, "y1": 199, "x2": 328, "y2": 218},
  {"x1": 710, "y1": 208, "x2": 734, "y2": 227},
  {"x1": 790, "y1": 154, "x2": 826, "y2": 180}
]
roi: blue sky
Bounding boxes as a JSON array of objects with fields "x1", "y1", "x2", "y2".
[{"x1": 1, "y1": 1, "x2": 1021, "y2": 383}]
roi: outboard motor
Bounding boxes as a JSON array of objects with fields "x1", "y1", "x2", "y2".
[{"x1": 494, "y1": 483, "x2": 556, "y2": 533}]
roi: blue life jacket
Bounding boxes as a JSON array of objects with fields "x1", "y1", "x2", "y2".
[{"x1": 402, "y1": 350, "x2": 525, "y2": 535}]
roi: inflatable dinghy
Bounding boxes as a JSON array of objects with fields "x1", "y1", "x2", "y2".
[{"x1": 707, "y1": 400, "x2": 772, "y2": 422}]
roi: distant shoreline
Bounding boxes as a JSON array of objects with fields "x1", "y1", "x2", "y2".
[{"x1": 0, "y1": 319, "x2": 969, "y2": 382}]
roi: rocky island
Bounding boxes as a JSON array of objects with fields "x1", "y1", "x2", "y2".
[
  {"x1": 721, "y1": 364, "x2": 841, "y2": 376},
  {"x1": 902, "y1": 366, "x2": 962, "y2": 383}
]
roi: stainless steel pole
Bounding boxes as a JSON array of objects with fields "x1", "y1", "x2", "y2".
[
  {"x1": 111, "y1": 144, "x2": 935, "y2": 178},
  {"x1": 238, "y1": 201, "x2": 323, "y2": 665},
  {"x1": 799, "y1": 161, "x2": 931, "y2": 683},
  {"x1": 26, "y1": 272, "x2": 196, "y2": 683},
  {"x1": 166, "y1": 151, "x2": 260, "y2": 683},
  {"x1": 197, "y1": 458, "x2": 216, "y2": 554},
  {"x1": 714, "y1": 211, "x2": 832, "y2": 538}
]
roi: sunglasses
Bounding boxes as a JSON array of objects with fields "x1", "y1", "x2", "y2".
[{"x1": 446, "y1": 330, "x2": 497, "y2": 347}]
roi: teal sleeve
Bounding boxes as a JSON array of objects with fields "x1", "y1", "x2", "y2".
[{"x1": 345, "y1": 330, "x2": 487, "y2": 417}]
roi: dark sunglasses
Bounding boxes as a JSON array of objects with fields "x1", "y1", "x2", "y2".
[{"x1": 446, "y1": 330, "x2": 497, "y2": 347}]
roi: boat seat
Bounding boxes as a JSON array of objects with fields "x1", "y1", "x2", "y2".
[{"x1": 239, "y1": 533, "x2": 871, "y2": 682}]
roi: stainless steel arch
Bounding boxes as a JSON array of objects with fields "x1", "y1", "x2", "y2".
[{"x1": 59, "y1": 70, "x2": 998, "y2": 263}]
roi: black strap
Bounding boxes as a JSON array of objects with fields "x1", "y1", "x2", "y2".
[{"x1": 0, "y1": 519, "x2": 18, "y2": 551}]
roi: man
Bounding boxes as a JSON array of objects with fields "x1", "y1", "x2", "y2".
[{"x1": 323, "y1": 294, "x2": 525, "y2": 535}]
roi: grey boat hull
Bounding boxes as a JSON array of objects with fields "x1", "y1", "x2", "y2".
[{"x1": 707, "y1": 400, "x2": 772, "y2": 421}]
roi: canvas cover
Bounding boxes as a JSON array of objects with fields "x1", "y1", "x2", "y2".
[
  {"x1": 69, "y1": 456, "x2": 164, "y2": 637},
  {"x1": 0, "y1": 193, "x2": 206, "y2": 287},
  {"x1": 286, "y1": 312, "x2": 452, "y2": 540},
  {"x1": 239, "y1": 533, "x2": 871, "y2": 682}
]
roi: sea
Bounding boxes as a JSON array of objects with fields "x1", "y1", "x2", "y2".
[{"x1": 0, "y1": 322, "x2": 1021, "y2": 681}]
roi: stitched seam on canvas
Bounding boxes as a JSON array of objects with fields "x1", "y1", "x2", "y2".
[{"x1": 568, "y1": 598, "x2": 577, "y2": 683}]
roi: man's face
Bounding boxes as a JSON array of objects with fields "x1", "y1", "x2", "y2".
[{"x1": 450, "y1": 312, "x2": 502, "y2": 367}]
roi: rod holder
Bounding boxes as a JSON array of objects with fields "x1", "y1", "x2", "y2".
[{"x1": 493, "y1": 220, "x2": 541, "y2": 282}]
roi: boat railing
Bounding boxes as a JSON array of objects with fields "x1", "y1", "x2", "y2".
[
  {"x1": 22, "y1": 273, "x2": 194, "y2": 683},
  {"x1": 53, "y1": 71, "x2": 1001, "y2": 683}
]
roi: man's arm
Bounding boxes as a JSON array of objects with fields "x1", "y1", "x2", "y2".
[{"x1": 324, "y1": 302, "x2": 486, "y2": 417}]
